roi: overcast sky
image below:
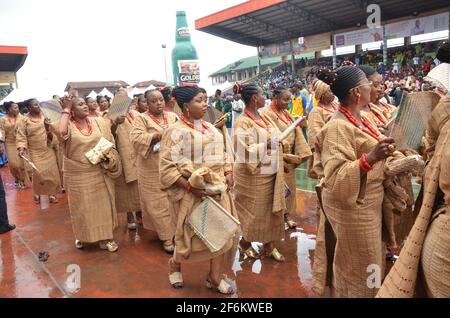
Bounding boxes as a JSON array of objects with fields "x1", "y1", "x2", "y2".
[{"x1": 0, "y1": 0, "x2": 256, "y2": 99}]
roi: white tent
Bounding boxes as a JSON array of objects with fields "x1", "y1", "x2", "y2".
[
  {"x1": 145, "y1": 84, "x2": 156, "y2": 91},
  {"x1": 87, "y1": 90, "x2": 97, "y2": 99},
  {"x1": 2, "y1": 88, "x2": 30, "y2": 103},
  {"x1": 128, "y1": 86, "x2": 143, "y2": 98},
  {"x1": 99, "y1": 87, "x2": 114, "y2": 99}
]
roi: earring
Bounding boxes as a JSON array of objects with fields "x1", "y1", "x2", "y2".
[{"x1": 356, "y1": 95, "x2": 361, "y2": 105}]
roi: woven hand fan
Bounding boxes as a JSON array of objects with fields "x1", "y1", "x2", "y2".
[
  {"x1": 40, "y1": 99, "x2": 62, "y2": 123},
  {"x1": 387, "y1": 91, "x2": 441, "y2": 150},
  {"x1": 425, "y1": 62, "x2": 450, "y2": 92},
  {"x1": 107, "y1": 94, "x2": 132, "y2": 121}
]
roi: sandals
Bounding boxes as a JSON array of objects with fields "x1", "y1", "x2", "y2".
[
  {"x1": 238, "y1": 245, "x2": 260, "y2": 259},
  {"x1": 168, "y1": 259, "x2": 183, "y2": 288},
  {"x1": 49, "y1": 195, "x2": 58, "y2": 203},
  {"x1": 265, "y1": 248, "x2": 285, "y2": 262},
  {"x1": 284, "y1": 215, "x2": 297, "y2": 229},
  {"x1": 33, "y1": 195, "x2": 41, "y2": 203},
  {"x1": 206, "y1": 275, "x2": 233, "y2": 295},
  {"x1": 163, "y1": 240, "x2": 175, "y2": 254},
  {"x1": 75, "y1": 240, "x2": 83, "y2": 249},
  {"x1": 99, "y1": 241, "x2": 119, "y2": 252}
]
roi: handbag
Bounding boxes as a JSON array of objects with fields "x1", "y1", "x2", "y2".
[
  {"x1": 85, "y1": 137, "x2": 114, "y2": 165},
  {"x1": 188, "y1": 196, "x2": 240, "y2": 253}
]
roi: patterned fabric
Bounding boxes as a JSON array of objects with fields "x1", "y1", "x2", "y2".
[
  {"x1": 62, "y1": 118, "x2": 119, "y2": 243},
  {"x1": 130, "y1": 111, "x2": 178, "y2": 241},
  {"x1": 378, "y1": 98, "x2": 450, "y2": 298},
  {"x1": 232, "y1": 114, "x2": 286, "y2": 244},
  {"x1": 159, "y1": 120, "x2": 238, "y2": 263},
  {"x1": 0, "y1": 114, "x2": 27, "y2": 181},
  {"x1": 16, "y1": 116, "x2": 61, "y2": 195}
]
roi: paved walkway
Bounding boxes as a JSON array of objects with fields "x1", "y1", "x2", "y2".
[{"x1": 0, "y1": 166, "x2": 319, "y2": 298}]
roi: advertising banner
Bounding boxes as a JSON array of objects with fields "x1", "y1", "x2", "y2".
[
  {"x1": 385, "y1": 12, "x2": 449, "y2": 39},
  {"x1": 293, "y1": 33, "x2": 331, "y2": 54},
  {"x1": 334, "y1": 27, "x2": 383, "y2": 47},
  {"x1": 178, "y1": 60, "x2": 200, "y2": 85},
  {"x1": 0, "y1": 72, "x2": 16, "y2": 84},
  {"x1": 259, "y1": 41, "x2": 291, "y2": 58},
  {"x1": 260, "y1": 33, "x2": 331, "y2": 57}
]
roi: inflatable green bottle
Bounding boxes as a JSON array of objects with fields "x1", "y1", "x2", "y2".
[{"x1": 172, "y1": 11, "x2": 200, "y2": 86}]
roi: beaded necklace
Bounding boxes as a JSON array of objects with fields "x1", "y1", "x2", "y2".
[
  {"x1": 339, "y1": 106, "x2": 381, "y2": 141},
  {"x1": 179, "y1": 115, "x2": 214, "y2": 135},
  {"x1": 270, "y1": 102, "x2": 293, "y2": 125},
  {"x1": 71, "y1": 117, "x2": 93, "y2": 136},
  {"x1": 317, "y1": 102, "x2": 338, "y2": 113},
  {"x1": 244, "y1": 108, "x2": 271, "y2": 130},
  {"x1": 147, "y1": 111, "x2": 168, "y2": 127}
]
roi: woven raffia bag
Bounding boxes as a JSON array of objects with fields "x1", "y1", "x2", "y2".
[{"x1": 188, "y1": 196, "x2": 240, "y2": 253}]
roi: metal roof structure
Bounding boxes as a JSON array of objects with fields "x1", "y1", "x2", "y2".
[
  {"x1": 210, "y1": 51, "x2": 315, "y2": 76},
  {"x1": 195, "y1": 0, "x2": 450, "y2": 47},
  {"x1": 0, "y1": 46, "x2": 28, "y2": 72}
]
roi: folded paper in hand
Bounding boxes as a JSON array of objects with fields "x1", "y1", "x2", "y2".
[
  {"x1": 85, "y1": 137, "x2": 114, "y2": 165},
  {"x1": 188, "y1": 196, "x2": 240, "y2": 253}
]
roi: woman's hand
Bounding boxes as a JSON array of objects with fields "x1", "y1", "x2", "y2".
[
  {"x1": 225, "y1": 173, "x2": 234, "y2": 190},
  {"x1": 114, "y1": 116, "x2": 126, "y2": 126},
  {"x1": 191, "y1": 187, "x2": 207, "y2": 198},
  {"x1": 366, "y1": 137, "x2": 396, "y2": 166},
  {"x1": 62, "y1": 94, "x2": 73, "y2": 110},
  {"x1": 18, "y1": 147, "x2": 26, "y2": 157}
]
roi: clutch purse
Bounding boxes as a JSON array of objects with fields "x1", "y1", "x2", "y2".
[
  {"x1": 85, "y1": 137, "x2": 114, "y2": 165},
  {"x1": 188, "y1": 196, "x2": 240, "y2": 253},
  {"x1": 385, "y1": 154, "x2": 425, "y2": 176}
]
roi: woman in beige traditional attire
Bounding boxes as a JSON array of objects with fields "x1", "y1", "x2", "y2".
[
  {"x1": 16, "y1": 99, "x2": 61, "y2": 203},
  {"x1": 306, "y1": 75, "x2": 339, "y2": 180},
  {"x1": 97, "y1": 95, "x2": 111, "y2": 116},
  {"x1": 135, "y1": 94, "x2": 149, "y2": 114},
  {"x1": 377, "y1": 44, "x2": 450, "y2": 297},
  {"x1": 59, "y1": 96, "x2": 121, "y2": 252},
  {"x1": 358, "y1": 66, "x2": 389, "y2": 131},
  {"x1": 159, "y1": 86, "x2": 237, "y2": 294},
  {"x1": 87, "y1": 97, "x2": 101, "y2": 118},
  {"x1": 0, "y1": 102, "x2": 28, "y2": 189},
  {"x1": 130, "y1": 90, "x2": 177, "y2": 252},
  {"x1": 311, "y1": 66, "x2": 397, "y2": 297},
  {"x1": 262, "y1": 86, "x2": 311, "y2": 229},
  {"x1": 233, "y1": 84, "x2": 287, "y2": 261},
  {"x1": 109, "y1": 107, "x2": 142, "y2": 230}
]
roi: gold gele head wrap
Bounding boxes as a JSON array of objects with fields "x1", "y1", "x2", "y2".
[{"x1": 313, "y1": 80, "x2": 330, "y2": 102}]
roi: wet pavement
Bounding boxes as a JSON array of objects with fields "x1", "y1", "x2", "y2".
[{"x1": 0, "y1": 166, "x2": 319, "y2": 298}]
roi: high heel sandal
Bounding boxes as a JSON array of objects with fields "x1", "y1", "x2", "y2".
[
  {"x1": 99, "y1": 241, "x2": 119, "y2": 252},
  {"x1": 75, "y1": 240, "x2": 83, "y2": 249},
  {"x1": 238, "y1": 245, "x2": 260, "y2": 259},
  {"x1": 49, "y1": 195, "x2": 58, "y2": 203},
  {"x1": 265, "y1": 248, "x2": 285, "y2": 262},
  {"x1": 206, "y1": 275, "x2": 233, "y2": 295},
  {"x1": 163, "y1": 240, "x2": 175, "y2": 254},
  {"x1": 33, "y1": 195, "x2": 41, "y2": 203},
  {"x1": 168, "y1": 259, "x2": 183, "y2": 288}
]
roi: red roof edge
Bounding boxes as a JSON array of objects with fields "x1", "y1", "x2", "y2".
[
  {"x1": 0, "y1": 46, "x2": 28, "y2": 55},
  {"x1": 195, "y1": 0, "x2": 287, "y2": 30}
]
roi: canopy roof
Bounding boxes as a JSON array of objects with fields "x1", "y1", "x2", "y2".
[
  {"x1": 0, "y1": 46, "x2": 28, "y2": 72},
  {"x1": 196, "y1": 0, "x2": 450, "y2": 46}
]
